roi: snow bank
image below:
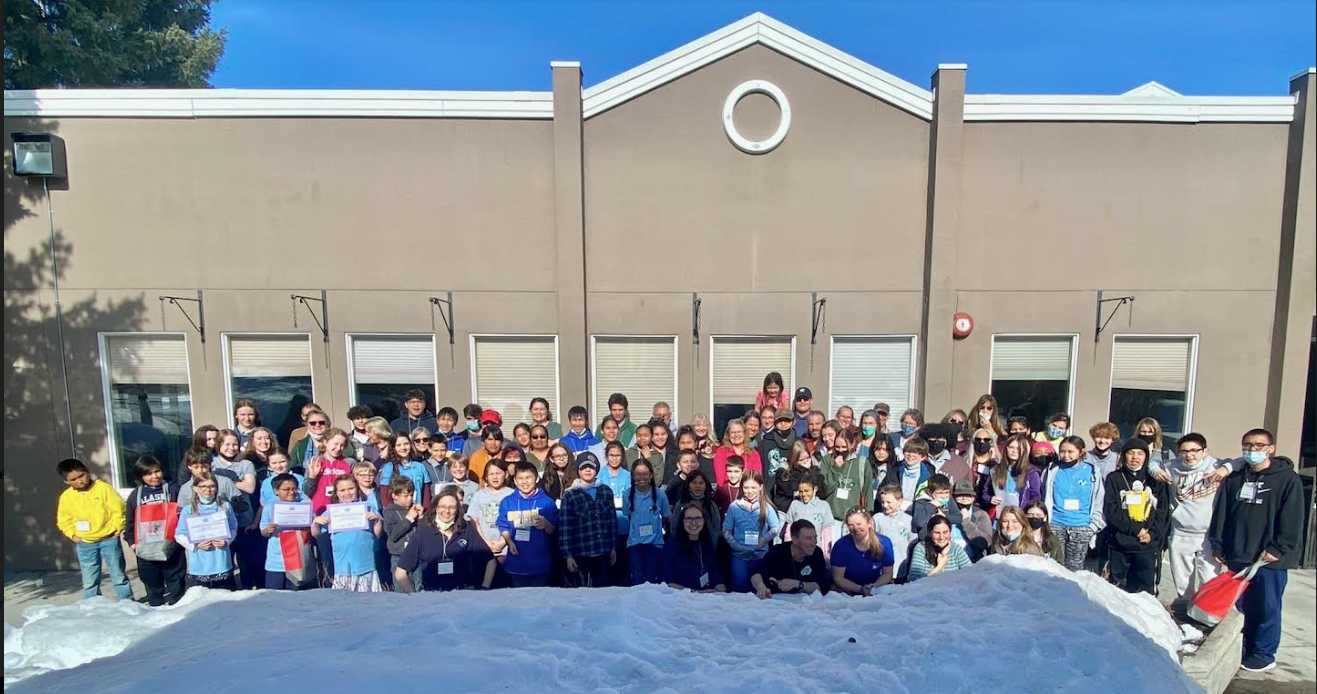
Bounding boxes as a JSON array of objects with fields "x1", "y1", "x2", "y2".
[{"x1": 5, "y1": 558, "x2": 1200, "y2": 694}]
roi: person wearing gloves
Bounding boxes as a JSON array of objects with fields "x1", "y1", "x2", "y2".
[
  {"x1": 1102, "y1": 437, "x2": 1171, "y2": 595},
  {"x1": 721, "y1": 471, "x2": 781, "y2": 592},
  {"x1": 1041, "y1": 435, "x2": 1105, "y2": 572},
  {"x1": 558, "y1": 452, "x2": 618, "y2": 588},
  {"x1": 1165, "y1": 433, "x2": 1227, "y2": 600},
  {"x1": 820, "y1": 431, "x2": 874, "y2": 522},
  {"x1": 1208, "y1": 428, "x2": 1305, "y2": 673}
]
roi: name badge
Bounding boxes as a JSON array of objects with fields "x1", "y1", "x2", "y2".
[
  {"x1": 1239, "y1": 482, "x2": 1257, "y2": 501},
  {"x1": 1062, "y1": 498, "x2": 1080, "y2": 511},
  {"x1": 436, "y1": 561, "x2": 455, "y2": 575},
  {"x1": 638, "y1": 524, "x2": 654, "y2": 538},
  {"x1": 75, "y1": 520, "x2": 91, "y2": 532},
  {"x1": 1122, "y1": 491, "x2": 1140, "y2": 507},
  {"x1": 699, "y1": 572, "x2": 709, "y2": 588},
  {"x1": 324, "y1": 486, "x2": 335, "y2": 497},
  {"x1": 800, "y1": 565, "x2": 812, "y2": 577},
  {"x1": 744, "y1": 531, "x2": 759, "y2": 546},
  {"x1": 515, "y1": 528, "x2": 531, "y2": 542},
  {"x1": 613, "y1": 496, "x2": 624, "y2": 510},
  {"x1": 836, "y1": 487, "x2": 851, "y2": 500}
]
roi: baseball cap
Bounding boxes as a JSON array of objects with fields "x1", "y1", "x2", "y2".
[
  {"x1": 774, "y1": 410, "x2": 794, "y2": 423},
  {"x1": 794, "y1": 386, "x2": 813, "y2": 401},
  {"x1": 575, "y1": 451, "x2": 601, "y2": 470},
  {"x1": 479, "y1": 409, "x2": 503, "y2": 427},
  {"x1": 953, "y1": 479, "x2": 975, "y2": 497},
  {"x1": 873, "y1": 402, "x2": 891, "y2": 415}
]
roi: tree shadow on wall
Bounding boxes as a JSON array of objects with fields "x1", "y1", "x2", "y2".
[{"x1": 4, "y1": 123, "x2": 150, "y2": 570}]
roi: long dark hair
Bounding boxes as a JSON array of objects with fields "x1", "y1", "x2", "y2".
[
  {"x1": 922, "y1": 515, "x2": 953, "y2": 565},
  {"x1": 680, "y1": 470, "x2": 716, "y2": 518},
  {"x1": 540, "y1": 442, "x2": 576, "y2": 499},
  {"x1": 676, "y1": 502, "x2": 715, "y2": 556},
  {"x1": 627, "y1": 459, "x2": 659, "y2": 515},
  {"x1": 1022, "y1": 500, "x2": 1057, "y2": 554}
]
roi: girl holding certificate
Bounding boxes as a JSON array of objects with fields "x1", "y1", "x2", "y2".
[
  {"x1": 311, "y1": 475, "x2": 384, "y2": 592},
  {"x1": 176, "y1": 472, "x2": 238, "y2": 591}
]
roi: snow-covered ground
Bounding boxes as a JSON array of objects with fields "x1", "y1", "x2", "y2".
[{"x1": 5, "y1": 555, "x2": 1200, "y2": 694}]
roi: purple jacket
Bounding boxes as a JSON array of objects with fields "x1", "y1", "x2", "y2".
[{"x1": 976, "y1": 465, "x2": 1043, "y2": 514}]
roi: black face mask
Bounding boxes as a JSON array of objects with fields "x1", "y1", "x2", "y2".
[
  {"x1": 1027, "y1": 517, "x2": 1046, "y2": 530},
  {"x1": 972, "y1": 439, "x2": 993, "y2": 455},
  {"x1": 1137, "y1": 433, "x2": 1156, "y2": 445},
  {"x1": 1031, "y1": 455, "x2": 1054, "y2": 468},
  {"x1": 928, "y1": 440, "x2": 947, "y2": 455}
]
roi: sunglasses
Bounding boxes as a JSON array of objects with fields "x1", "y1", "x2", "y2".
[
  {"x1": 949, "y1": 419, "x2": 965, "y2": 425},
  {"x1": 973, "y1": 437, "x2": 993, "y2": 444},
  {"x1": 307, "y1": 420, "x2": 328, "y2": 427},
  {"x1": 413, "y1": 437, "x2": 431, "y2": 443},
  {"x1": 531, "y1": 434, "x2": 548, "y2": 440}
]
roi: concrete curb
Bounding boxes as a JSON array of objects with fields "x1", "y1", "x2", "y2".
[{"x1": 1182, "y1": 608, "x2": 1244, "y2": 694}]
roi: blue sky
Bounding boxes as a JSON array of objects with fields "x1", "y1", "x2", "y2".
[{"x1": 211, "y1": 1, "x2": 1315, "y2": 95}]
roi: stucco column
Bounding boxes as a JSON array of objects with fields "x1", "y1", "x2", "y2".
[
  {"x1": 1264, "y1": 68, "x2": 1315, "y2": 457},
  {"x1": 919, "y1": 64, "x2": 966, "y2": 416},
  {"x1": 552, "y1": 62, "x2": 589, "y2": 412}
]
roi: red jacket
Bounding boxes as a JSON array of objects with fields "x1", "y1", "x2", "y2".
[{"x1": 713, "y1": 446, "x2": 762, "y2": 486}]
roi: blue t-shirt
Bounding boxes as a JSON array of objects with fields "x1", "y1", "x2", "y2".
[
  {"x1": 326, "y1": 501, "x2": 378, "y2": 577},
  {"x1": 830, "y1": 534, "x2": 895, "y2": 586},
  {"x1": 623, "y1": 485, "x2": 670, "y2": 547},
  {"x1": 260, "y1": 473, "x2": 306, "y2": 506},
  {"x1": 379, "y1": 460, "x2": 432, "y2": 500},
  {"x1": 598, "y1": 466, "x2": 632, "y2": 535},
  {"x1": 1049, "y1": 462, "x2": 1095, "y2": 527}
]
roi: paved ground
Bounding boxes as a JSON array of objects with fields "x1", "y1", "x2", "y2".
[{"x1": 6, "y1": 565, "x2": 1315, "y2": 692}]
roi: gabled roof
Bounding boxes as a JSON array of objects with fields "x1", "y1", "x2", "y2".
[
  {"x1": 1122, "y1": 81, "x2": 1182, "y2": 97},
  {"x1": 580, "y1": 12, "x2": 934, "y2": 120}
]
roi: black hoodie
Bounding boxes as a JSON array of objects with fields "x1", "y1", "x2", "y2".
[
  {"x1": 760, "y1": 427, "x2": 798, "y2": 475},
  {"x1": 1208, "y1": 456, "x2": 1305, "y2": 570},
  {"x1": 1102, "y1": 464, "x2": 1171, "y2": 554}
]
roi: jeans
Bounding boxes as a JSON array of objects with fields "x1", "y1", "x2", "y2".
[
  {"x1": 75, "y1": 537, "x2": 133, "y2": 600},
  {"x1": 627, "y1": 545, "x2": 662, "y2": 586},
  {"x1": 728, "y1": 555, "x2": 765, "y2": 593},
  {"x1": 388, "y1": 554, "x2": 422, "y2": 591},
  {"x1": 264, "y1": 572, "x2": 304, "y2": 591},
  {"x1": 1231, "y1": 563, "x2": 1288, "y2": 663}
]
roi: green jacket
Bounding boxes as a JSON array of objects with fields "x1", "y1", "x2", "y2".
[
  {"x1": 626, "y1": 446, "x2": 665, "y2": 483},
  {"x1": 820, "y1": 453, "x2": 874, "y2": 521},
  {"x1": 600, "y1": 415, "x2": 637, "y2": 448}
]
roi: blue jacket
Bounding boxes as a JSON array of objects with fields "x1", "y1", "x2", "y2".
[
  {"x1": 177, "y1": 499, "x2": 237, "y2": 577},
  {"x1": 722, "y1": 499, "x2": 781, "y2": 560},
  {"x1": 598, "y1": 466, "x2": 632, "y2": 535},
  {"x1": 624, "y1": 484, "x2": 670, "y2": 547},
  {"x1": 561, "y1": 428, "x2": 601, "y2": 453},
  {"x1": 444, "y1": 429, "x2": 469, "y2": 454},
  {"x1": 259, "y1": 473, "x2": 305, "y2": 506},
  {"x1": 379, "y1": 460, "x2": 432, "y2": 502},
  {"x1": 661, "y1": 536, "x2": 723, "y2": 590},
  {"x1": 496, "y1": 488, "x2": 560, "y2": 576}
]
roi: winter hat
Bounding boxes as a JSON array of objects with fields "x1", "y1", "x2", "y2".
[
  {"x1": 575, "y1": 451, "x2": 601, "y2": 470},
  {"x1": 1029, "y1": 441, "x2": 1056, "y2": 457},
  {"x1": 952, "y1": 479, "x2": 976, "y2": 497},
  {"x1": 1120, "y1": 437, "x2": 1150, "y2": 464}
]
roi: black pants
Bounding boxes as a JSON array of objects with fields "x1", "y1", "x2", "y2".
[
  {"x1": 1108, "y1": 547, "x2": 1158, "y2": 595},
  {"x1": 186, "y1": 571, "x2": 237, "y2": 591},
  {"x1": 314, "y1": 532, "x2": 335, "y2": 587},
  {"x1": 137, "y1": 550, "x2": 187, "y2": 606},
  {"x1": 232, "y1": 528, "x2": 265, "y2": 590},
  {"x1": 568, "y1": 554, "x2": 612, "y2": 588}
]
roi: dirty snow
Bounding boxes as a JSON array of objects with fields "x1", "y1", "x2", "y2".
[{"x1": 5, "y1": 555, "x2": 1199, "y2": 694}]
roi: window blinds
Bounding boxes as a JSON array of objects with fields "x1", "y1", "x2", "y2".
[
  {"x1": 351, "y1": 336, "x2": 435, "y2": 384},
  {"x1": 104, "y1": 335, "x2": 189, "y2": 385},
  {"x1": 228, "y1": 335, "x2": 312, "y2": 378},
  {"x1": 712, "y1": 337, "x2": 793, "y2": 401},
  {"x1": 830, "y1": 337, "x2": 914, "y2": 416},
  {"x1": 593, "y1": 336, "x2": 676, "y2": 422},
  {"x1": 1111, "y1": 337, "x2": 1192, "y2": 392},
  {"x1": 992, "y1": 336, "x2": 1073, "y2": 381},
  {"x1": 474, "y1": 336, "x2": 558, "y2": 424}
]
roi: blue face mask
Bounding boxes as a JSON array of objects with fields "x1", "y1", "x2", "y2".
[
  {"x1": 1242, "y1": 450, "x2": 1268, "y2": 466},
  {"x1": 1047, "y1": 425, "x2": 1066, "y2": 439},
  {"x1": 861, "y1": 425, "x2": 876, "y2": 437},
  {"x1": 901, "y1": 424, "x2": 917, "y2": 436},
  {"x1": 935, "y1": 497, "x2": 949, "y2": 508},
  {"x1": 466, "y1": 420, "x2": 480, "y2": 432}
]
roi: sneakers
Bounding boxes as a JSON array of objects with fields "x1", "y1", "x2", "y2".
[{"x1": 1240, "y1": 655, "x2": 1277, "y2": 673}]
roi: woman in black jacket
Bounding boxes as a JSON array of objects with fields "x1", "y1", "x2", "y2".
[{"x1": 1102, "y1": 437, "x2": 1171, "y2": 595}]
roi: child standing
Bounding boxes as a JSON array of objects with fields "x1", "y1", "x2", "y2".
[
  {"x1": 258, "y1": 473, "x2": 314, "y2": 590},
  {"x1": 311, "y1": 475, "x2": 384, "y2": 592},
  {"x1": 560, "y1": 406, "x2": 601, "y2": 454},
  {"x1": 1166, "y1": 433, "x2": 1226, "y2": 599},
  {"x1": 380, "y1": 438, "x2": 435, "y2": 508},
  {"x1": 56, "y1": 458, "x2": 133, "y2": 601},
  {"x1": 303, "y1": 427, "x2": 357, "y2": 584},
  {"x1": 176, "y1": 471, "x2": 239, "y2": 591},
  {"x1": 124, "y1": 456, "x2": 184, "y2": 606},
  {"x1": 713, "y1": 456, "x2": 745, "y2": 515},
  {"x1": 258, "y1": 449, "x2": 303, "y2": 507},
  {"x1": 783, "y1": 473, "x2": 835, "y2": 561},
  {"x1": 623, "y1": 460, "x2": 670, "y2": 585},
  {"x1": 721, "y1": 471, "x2": 781, "y2": 593},
  {"x1": 498, "y1": 462, "x2": 559, "y2": 587},
  {"x1": 424, "y1": 437, "x2": 452, "y2": 495},
  {"x1": 558, "y1": 452, "x2": 618, "y2": 588},
  {"x1": 873, "y1": 484, "x2": 915, "y2": 581},
  {"x1": 382, "y1": 477, "x2": 426, "y2": 589},
  {"x1": 447, "y1": 456, "x2": 479, "y2": 505}
]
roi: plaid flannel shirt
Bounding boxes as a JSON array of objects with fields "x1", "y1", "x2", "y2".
[{"x1": 558, "y1": 485, "x2": 617, "y2": 559}]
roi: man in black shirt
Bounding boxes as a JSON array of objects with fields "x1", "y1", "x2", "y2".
[{"x1": 751, "y1": 519, "x2": 830, "y2": 598}]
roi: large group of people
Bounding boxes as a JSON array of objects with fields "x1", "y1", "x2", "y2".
[{"x1": 55, "y1": 374, "x2": 1304, "y2": 673}]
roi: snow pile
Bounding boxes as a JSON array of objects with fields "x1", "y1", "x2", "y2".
[{"x1": 6, "y1": 557, "x2": 1200, "y2": 694}]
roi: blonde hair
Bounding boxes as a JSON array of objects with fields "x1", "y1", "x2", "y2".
[
  {"x1": 720, "y1": 418, "x2": 748, "y2": 450},
  {"x1": 318, "y1": 427, "x2": 351, "y2": 458},
  {"x1": 364, "y1": 416, "x2": 394, "y2": 441},
  {"x1": 241, "y1": 426, "x2": 278, "y2": 458},
  {"x1": 787, "y1": 440, "x2": 812, "y2": 469},
  {"x1": 845, "y1": 507, "x2": 884, "y2": 560},
  {"x1": 991, "y1": 506, "x2": 1044, "y2": 557},
  {"x1": 1135, "y1": 417, "x2": 1164, "y2": 450}
]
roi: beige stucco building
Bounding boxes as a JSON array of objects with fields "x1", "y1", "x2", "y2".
[{"x1": 5, "y1": 14, "x2": 1314, "y2": 569}]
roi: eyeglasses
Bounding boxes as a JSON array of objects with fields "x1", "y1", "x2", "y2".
[
  {"x1": 1178, "y1": 447, "x2": 1204, "y2": 455},
  {"x1": 1241, "y1": 442, "x2": 1271, "y2": 451},
  {"x1": 682, "y1": 516, "x2": 703, "y2": 523},
  {"x1": 949, "y1": 420, "x2": 965, "y2": 426},
  {"x1": 413, "y1": 437, "x2": 431, "y2": 443}
]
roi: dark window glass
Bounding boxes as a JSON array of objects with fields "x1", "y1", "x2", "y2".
[
  {"x1": 231, "y1": 376, "x2": 314, "y2": 448},
  {"x1": 1109, "y1": 389, "x2": 1188, "y2": 442},
  {"x1": 990, "y1": 380, "x2": 1069, "y2": 432},
  {"x1": 108, "y1": 384, "x2": 193, "y2": 484},
  {"x1": 354, "y1": 384, "x2": 436, "y2": 425}
]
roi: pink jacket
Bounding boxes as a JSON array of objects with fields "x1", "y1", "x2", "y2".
[
  {"x1": 713, "y1": 446, "x2": 763, "y2": 486},
  {"x1": 305, "y1": 457, "x2": 356, "y2": 514},
  {"x1": 754, "y1": 391, "x2": 790, "y2": 412}
]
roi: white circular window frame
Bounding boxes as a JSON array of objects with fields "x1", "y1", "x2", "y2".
[{"x1": 722, "y1": 80, "x2": 791, "y2": 154}]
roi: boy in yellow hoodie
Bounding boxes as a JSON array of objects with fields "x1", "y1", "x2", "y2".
[{"x1": 56, "y1": 458, "x2": 134, "y2": 600}]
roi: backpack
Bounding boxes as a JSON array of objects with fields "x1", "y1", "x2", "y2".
[{"x1": 132, "y1": 487, "x2": 180, "y2": 562}]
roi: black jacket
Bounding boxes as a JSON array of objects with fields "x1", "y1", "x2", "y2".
[
  {"x1": 758, "y1": 542, "x2": 831, "y2": 594},
  {"x1": 759, "y1": 428, "x2": 798, "y2": 475},
  {"x1": 1102, "y1": 466, "x2": 1171, "y2": 554},
  {"x1": 1208, "y1": 456, "x2": 1305, "y2": 570},
  {"x1": 771, "y1": 465, "x2": 811, "y2": 514}
]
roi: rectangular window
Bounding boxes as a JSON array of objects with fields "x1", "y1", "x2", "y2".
[
  {"x1": 348, "y1": 335, "x2": 436, "y2": 424},
  {"x1": 711, "y1": 336, "x2": 793, "y2": 437},
  {"x1": 100, "y1": 334, "x2": 194, "y2": 487},
  {"x1": 592, "y1": 336, "x2": 677, "y2": 425},
  {"x1": 1109, "y1": 336, "x2": 1196, "y2": 442},
  {"x1": 225, "y1": 334, "x2": 314, "y2": 447},
  {"x1": 829, "y1": 336, "x2": 916, "y2": 419},
  {"x1": 472, "y1": 335, "x2": 559, "y2": 426},
  {"x1": 990, "y1": 335, "x2": 1075, "y2": 431}
]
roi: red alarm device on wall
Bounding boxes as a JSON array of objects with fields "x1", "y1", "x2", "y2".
[{"x1": 952, "y1": 312, "x2": 974, "y2": 339}]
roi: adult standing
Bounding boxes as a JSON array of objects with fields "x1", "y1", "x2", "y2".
[
  {"x1": 1208, "y1": 428, "x2": 1305, "y2": 673},
  {"x1": 713, "y1": 418, "x2": 762, "y2": 485},
  {"x1": 790, "y1": 387, "x2": 814, "y2": 438},
  {"x1": 390, "y1": 389, "x2": 439, "y2": 437}
]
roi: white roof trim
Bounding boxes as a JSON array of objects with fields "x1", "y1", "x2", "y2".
[
  {"x1": 963, "y1": 93, "x2": 1296, "y2": 123},
  {"x1": 580, "y1": 12, "x2": 935, "y2": 120},
  {"x1": 1122, "y1": 81, "x2": 1181, "y2": 97},
  {"x1": 2, "y1": 88, "x2": 555, "y2": 119}
]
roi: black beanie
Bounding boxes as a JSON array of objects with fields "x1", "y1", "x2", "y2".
[{"x1": 1121, "y1": 437, "x2": 1151, "y2": 465}]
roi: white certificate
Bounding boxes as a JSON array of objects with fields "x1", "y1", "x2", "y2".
[
  {"x1": 328, "y1": 502, "x2": 370, "y2": 533},
  {"x1": 185, "y1": 512, "x2": 230, "y2": 543},
  {"x1": 272, "y1": 502, "x2": 312, "y2": 528}
]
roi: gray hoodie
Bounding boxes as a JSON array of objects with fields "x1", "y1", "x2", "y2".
[{"x1": 1167, "y1": 455, "x2": 1225, "y2": 538}]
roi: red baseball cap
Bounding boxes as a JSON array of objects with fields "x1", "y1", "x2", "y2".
[{"x1": 479, "y1": 409, "x2": 503, "y2": 426}]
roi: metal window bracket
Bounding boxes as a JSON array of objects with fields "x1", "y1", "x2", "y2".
[
  {"x1": 291, "y1": 290, "x2": 329, "y2": 342},
  {"x1": 430, "y1": 292, "x2": 455, "y2": 345},
  {"x1": 158, "y1": 290, "x2": 205, "y2": 342},
  {"x1": 811, "y1": 293, "x2": 827, "y2": 345},
  {"x1": 692, "y1": 293, "x2": 702, "y2": 346},
  {"x1": 1095, "y1": 290, "x2": 1136, "y2": 343}
]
